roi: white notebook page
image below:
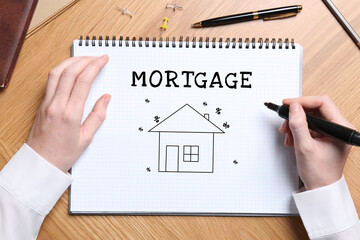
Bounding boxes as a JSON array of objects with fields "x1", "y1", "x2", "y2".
[{"x1": 70, "y1": 38, "x2": 302, "y2": 215}]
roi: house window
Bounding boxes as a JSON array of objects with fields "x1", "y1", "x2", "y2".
[{"x1": 183, "y1": 145, "x2": 199, "y2": 162}]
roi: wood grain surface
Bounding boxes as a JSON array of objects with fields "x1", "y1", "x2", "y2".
[{"x1": 0, "y1": 0, "x2": 360, "y2": 239}]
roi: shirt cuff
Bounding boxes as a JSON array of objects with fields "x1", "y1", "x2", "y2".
[
  {"x1": 293, "y1": 175, "x2": 358, "y2": 239},
  {"x1": 0, "y1": 143, "x2": 73, "y2": 216}
]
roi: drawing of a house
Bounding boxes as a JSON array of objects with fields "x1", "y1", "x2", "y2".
[{"x1": 149, "y1": 104, "x2": 224, "y2": 173}]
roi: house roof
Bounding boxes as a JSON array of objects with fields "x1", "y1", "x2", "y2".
[{"x1": 149, "y1": 104, "x2": 224, "y2": 133}]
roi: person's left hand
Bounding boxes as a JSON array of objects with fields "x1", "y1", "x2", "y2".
[{"x1": 27, "y1": 56, "x2": 111, "y2": 172}]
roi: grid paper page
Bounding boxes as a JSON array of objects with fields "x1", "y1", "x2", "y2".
[{"x1": 70, "y1": 39, "x2": 302, "y2": 215}]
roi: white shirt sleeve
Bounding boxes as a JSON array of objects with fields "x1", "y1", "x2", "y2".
[
  {"x1": 293, "y1": 176, "x2": 360, "y2": 240},
  {"x1": 2, "y1": 144, "x2": 359, "y2": 240},
  {"x1": 0, "y1": 143, "x2": 72, "y2": 240}
]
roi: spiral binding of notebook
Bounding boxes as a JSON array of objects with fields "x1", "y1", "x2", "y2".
[{"x1": 78, "y1": 36, "x2": 296, "y2": 49}]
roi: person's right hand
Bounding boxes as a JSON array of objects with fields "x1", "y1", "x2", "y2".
[{"x1": 279, "y1": 96, "x2": 355, "y2": 190}]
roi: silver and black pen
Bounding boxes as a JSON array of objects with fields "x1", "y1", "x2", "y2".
[{"x1": 322, "y1": 0, "x2": 360, "y2": 49}]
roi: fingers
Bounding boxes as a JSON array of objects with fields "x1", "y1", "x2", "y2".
[
  {"x1": 285, "y1": 133, "x2": 294, "y2": 147},
  {"x1": 279, "y1": 120, "x2": 289, "y2": 133},
  {"x1": 309, "y1": 129, "x2": 323, "y2": 139},
  {"x1": 52, "y1": 57, "x2": 96, "y2": 106},
  {"x1": 68, "y1": 55, "x2": 109, "y2": 110},
  {"x1": 287, "y1": 102, "x2": 314, "y2": 150},
  {"x1": 283, "y1": 96, "x2": 353, "y2": 128},
  {"x1": 80, "y1": 94, "x2": 111, "y2": 146},
  {"x1": 280, "y1": 121, "x2": 294, "y2": 147},
  {"x1": 44, "y1": 57, "x2": 85, "y2": 104}
]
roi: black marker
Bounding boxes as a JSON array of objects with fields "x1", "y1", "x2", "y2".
[{"x1": 264, "y1": 102, "x2": 360, "y2": 147}]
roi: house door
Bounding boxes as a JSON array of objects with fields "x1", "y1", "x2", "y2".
[{"x1": 166, "y1": 145, "x2": 179, "y2": 172}]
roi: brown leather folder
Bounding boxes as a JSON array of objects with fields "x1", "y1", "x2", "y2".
[{"x1": 0, "y1": 0, "x2": 39, "y2": 88}]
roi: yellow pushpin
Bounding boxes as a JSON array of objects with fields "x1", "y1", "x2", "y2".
[{"x1": 160, "y1": 18, "x2": 170, "y2": 35}]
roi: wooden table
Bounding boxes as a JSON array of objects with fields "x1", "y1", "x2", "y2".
[{"x1": 1, "y1": 0, "x2": 359, "y2": 239}]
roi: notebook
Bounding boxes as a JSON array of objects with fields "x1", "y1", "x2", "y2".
[{"x1": 69, "y1": 36, "x2": 303, "y2": 215}]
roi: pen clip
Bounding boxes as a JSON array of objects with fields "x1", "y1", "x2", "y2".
[{"x1": 263, "y1": 13, "x2": 298, "y2": 21}]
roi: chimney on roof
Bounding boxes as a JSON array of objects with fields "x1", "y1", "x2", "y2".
[{"x1": 204, "y1": 113, "x2": 210, "y2": 120}]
